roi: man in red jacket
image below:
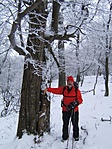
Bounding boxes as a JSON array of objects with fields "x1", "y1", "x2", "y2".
[{"x1": 44, "y1": 76, "x2": 83, "y2": 141}]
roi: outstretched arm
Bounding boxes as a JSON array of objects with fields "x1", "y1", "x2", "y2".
[{"x1": 44, "y1": 87, "x2": 64, "y2": 95}]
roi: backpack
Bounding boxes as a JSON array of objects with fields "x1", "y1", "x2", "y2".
[{"x1": 63, "y1": 81, "x2": 78, "y2": 94}]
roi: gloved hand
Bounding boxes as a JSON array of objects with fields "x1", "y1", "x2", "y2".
[
  {"x1": 67, "y1": 100, "x2": 79, "y2": 111},
  {"x1": 72, "y1": 100, "x2": 79, "y2": 107}
]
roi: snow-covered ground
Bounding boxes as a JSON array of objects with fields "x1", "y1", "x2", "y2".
[{"x1": 0, "y1": 75, "x2": 112, "y2": 149}]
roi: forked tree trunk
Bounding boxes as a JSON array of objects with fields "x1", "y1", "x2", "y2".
[{"x1": 17, "y1": 1, "x2": 50, "y2": 138}]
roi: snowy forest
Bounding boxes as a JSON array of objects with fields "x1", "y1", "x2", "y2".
[{"x1": 0, "y1": 0, "x2": 112, "y2": 149}]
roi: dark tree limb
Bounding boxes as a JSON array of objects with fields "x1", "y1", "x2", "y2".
[{"x1": 49, "y1": 46, "x2": 60, "y2": 68}]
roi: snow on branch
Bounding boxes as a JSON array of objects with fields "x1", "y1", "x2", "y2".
[
  {"x1": 24, "y1": 57, "x2": 45, "y2": 76},
  {"x1": 101, "y1": 116, "x2": 112, "y2": 122},
  {"x1": 45, "y1": 32, "x2": 76, "y2": 42},
  {"x1": 8, "y1": 0, "x2": 42, "y2": 56}
]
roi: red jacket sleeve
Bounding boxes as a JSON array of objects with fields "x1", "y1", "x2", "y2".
[
  {"x1": 47, "y1": 87, "x2": 64, "y2": 95},
  {"x1": 77, "y1": 89, "x2": 83, "y2": 104}
]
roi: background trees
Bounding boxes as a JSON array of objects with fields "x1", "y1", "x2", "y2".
[{"x1": 0, "y1": 0, "x2": 112, "y2": 138}]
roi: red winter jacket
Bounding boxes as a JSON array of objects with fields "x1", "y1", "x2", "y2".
[{"x1": 47, "y1": 86, "x2": 83, "y2": 112}]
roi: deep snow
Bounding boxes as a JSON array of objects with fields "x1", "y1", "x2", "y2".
[{"x1": 0, "y1": 75, "x2": 112, "y2": 149}]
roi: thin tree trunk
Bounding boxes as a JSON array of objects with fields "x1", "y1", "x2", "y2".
[
  {"x1": 58, "y1": 2, "x2": 66, "y2": 86},
  {"x1": 104, "y1": 3, "x2": 112, "y2": 96},
  {"x1": 76, "y1": 31, "x2": 81, "y2": 83},
  {"x1": 93, "y1": 66, "x2": 100, "y2": 95},
  {"x1": 52, "y1": 0, "x2": 66, "y2": 86},
  {"x1": 58, "y1": 40, "x2": 66, "y2": 86},
  {"x1": 105, "y1": 54, "x2": 109, "y2": 96},
  {"x1": 51, "y1": 1, "x2": 60, "y2": 33}
]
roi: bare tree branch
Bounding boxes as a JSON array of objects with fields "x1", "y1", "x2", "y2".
[
  {"x1": 45, "y1": 32, "x2": 76, "y2": 43},
  {"x1": 49, "y1": 45, "x2": 60, "y2": 68},
  {"x1": 89, "y1": 0, "x2": 101, "y2": 22}
]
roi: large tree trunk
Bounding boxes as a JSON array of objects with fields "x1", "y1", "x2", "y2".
[{"x1": 17, "y1": 1, "x2": 50, "y2": 138}]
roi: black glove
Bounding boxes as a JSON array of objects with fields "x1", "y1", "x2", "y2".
[
  {"x1": 67, "y1": 100, "x2": 79, "y2": 111},
  {"x1": 72, "y1": 100, "x2": 79, "y2": 107}
]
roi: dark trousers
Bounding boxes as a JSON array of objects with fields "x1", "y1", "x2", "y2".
[{"x1": 62, "y1": 110, "x2": 79, "y2": 140}]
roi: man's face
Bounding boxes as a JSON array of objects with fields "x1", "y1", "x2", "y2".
[{"x1": 67, "y1": 80, "x2": 74, "y2": 88}]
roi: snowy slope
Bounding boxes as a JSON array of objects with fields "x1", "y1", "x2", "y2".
[{"x1": 0, "y1": 75, "x2": 112, "y2": 149}]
